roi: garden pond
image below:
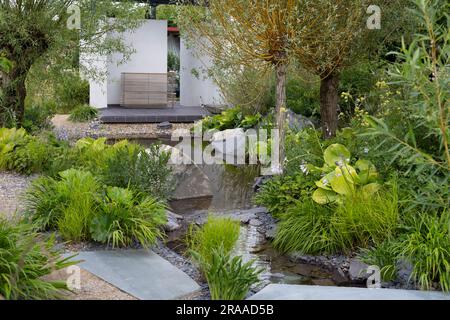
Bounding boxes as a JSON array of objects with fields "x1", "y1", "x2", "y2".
[{"x1": 119, "y1": 138, "x2": 360, "y2": 289}]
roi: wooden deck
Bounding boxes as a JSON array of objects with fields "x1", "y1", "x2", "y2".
[{"x1": 100, "y1": 104, "x2": 210, "y2": 123}]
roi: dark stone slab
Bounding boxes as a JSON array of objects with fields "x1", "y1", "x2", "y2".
[{"x1": 99, "y1": 104, "x2": 210, "y2": 124}]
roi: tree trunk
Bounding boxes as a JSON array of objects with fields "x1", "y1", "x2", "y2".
[
  {"x1": 274, "y1": 61, "x2": 287, "y2": 174},
  {"x1": 1, "y1": 67, "x2": 28, "y2": 127},
  {"x1": 320, "y1": 72, "x2": 340, "y2": 139}
]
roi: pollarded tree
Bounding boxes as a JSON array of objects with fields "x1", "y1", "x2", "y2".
[
  {"x1": 0, "y1": 0, "x2": 145, "y2": 127},
  {"x1": 293, "y1": 0, "x2": 414, "y2": 138},
  {"x1": 178, "y1": 0, "x2": 378, "y2": 171},
  {"x1": 292, "y1": 0, "x2": 368, "y2": 138},
  {"x1": 178, "y1": 0, "x2": 302, "y2": 173}
]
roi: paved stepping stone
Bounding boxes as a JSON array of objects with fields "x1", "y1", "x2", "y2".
[
  {"x1": 249, "y1": 284, "x2": 450, "y2": 300},
  {"x1": 72, "y1": 250, "x2": 200, "y2": 300}
]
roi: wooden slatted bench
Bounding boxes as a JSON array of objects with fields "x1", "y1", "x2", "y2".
[{"x1": 121, "y1": 73, "x2": 169, "y2": 108}]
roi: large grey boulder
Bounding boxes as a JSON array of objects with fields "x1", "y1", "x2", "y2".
[{"x1": 211, "y1": 128, "x2": 246, "y2": 157}]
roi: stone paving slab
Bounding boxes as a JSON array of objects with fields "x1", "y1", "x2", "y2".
[
  {"x1": 100, "y1": 105, "x2": 209, "y2": 123},
  {"x1": 249, "y1": 284, "x2": 450, "y2": 300},
  {"x1": 70, "y1": 249, "x2": 201, "y2": 300}
]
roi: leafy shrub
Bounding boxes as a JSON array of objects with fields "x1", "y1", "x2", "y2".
[
  {"x1": 202, "y1": 246, "x2": 261, "y2": 300},
  {"x1": 0, "y1": 128, "x2": 49, "y2": 175},
  {"x1": 54, "y1": 73, "x2": 90, "y2": 113},
  {"x1": 254, "y1": 173, "x2": 318, "y2": 218},
  {"x1": 5, "y1": 138, "x2": 49, "y2": 175},
  {"x1": 360, "y1": 0, "x2": 449, "y2": 215},
  {"x1": 285, "y1": 77, "x2": 320, "y2": 117},
  {"x1": 25, "y1": 169, "x2": 101, "y2": 241},
  {"x1": 187, "y1": 216, "x2": 240, "y2": 267},
  {"x1": 23, "y1": 101, "x2": 56, "y2": 134},
  {"x1": 0, "y1": 218, "x2": 74, "y2": 300},
  {"x1": 156, "y1": 4, "x2": 178, "y2": 26},
  {"x1": 68, "y1": 105, "x2": 98, "y2": 123},
  {"x1": 102, "y1": 143, "x2": 174, "y2": 201},
  {"x1": 90, "y1": 187, "x2": 166, "y2": 248},
  {"x1": 311, "y1": 144, "x2": 381, "y2": 204},
  {"x1": 168, "y1": 52, "x2": 180, "y2": 72},
  {"x1": 73, "y1": 137, "x2": 111, "y2": 171},
  {"x1": 198, "y1": 107, "x2": 263, "y2": 131},
  {"x1": 399, "y1": 211, "x2": 450, "y2": 292}
]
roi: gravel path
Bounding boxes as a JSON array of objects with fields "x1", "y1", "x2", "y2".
[
  {"x1": 0, "y1": 171, "x2": 37, "y2": 220},
  {"x1": 52, "y1": 115, "x2": 194, "y2": 141}
]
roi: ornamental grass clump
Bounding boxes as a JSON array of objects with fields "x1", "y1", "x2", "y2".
[
  {"x1": 0, "y1": 218, "x2": 75, "y2": 300},
  {"x1": 187, "y1": 216, "x2": 261, "y2": 300},
  {"x1": 90, "y1": 187, "x2": 167, "y2": 248}
]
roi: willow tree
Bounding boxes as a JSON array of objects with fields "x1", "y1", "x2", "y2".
[
  {"x1": 178, "y1": 0, "x2": 301, "y2": 173},
  {"x1": 293, "y1": 0, "x2": 415, "y2": 138},
  {"x1": 0, "y1": 0, "x2": 145, "y2": 127},
  {"x1": 290, "y1": 0, "x2": 368, "y2": 138}
]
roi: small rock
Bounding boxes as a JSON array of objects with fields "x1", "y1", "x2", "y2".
[
  {"x1": 397, "y1": 259, "x2": 413, "y2": 285},
  {"x1": 348, "y1": 258, "x2": 370, "y2": 281},
  {"x1": 249, "y1": 219, "x2": 263, "y2": 227},
  {"x1": 253, "y1": 176, "x2": 272, "y2": 192},
  {"x1": 332, "y1": 268, "x2": 350, "y2": 285},
  {"x1": 157, "y1": 121, "x2": 173, "y2": 130},
  {"x1": 164, "y1": 210, "x2": 183, "y2": 232},
  {"x1": 265, "y1": 225, "x2": 278, "y2": 240},
  {"x1": 286, "y1": 110, "x2": 316, "y2": 130}
]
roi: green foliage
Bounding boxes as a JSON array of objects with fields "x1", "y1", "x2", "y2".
[
  {"x1": 274, "y1": 183, "x2": 399, "y2": 254},
  {"x1": 90, "y1": 187, "x2": 166, "y2": 248},
  {"x1": 73, "y1": 137, "x2": 111, "y2": 172},
  {"x1": 101, "y1": 143, "x2": 174, "y2": 201},
  {"x1": 311, "y1": 144, "x2": 381, "y2": 204},
  {"x1": 187, "y1": 216, "x2": 259, "y2": 300},
  {"x1": 25, "y1": 169, "x2": 100, "y2": 241},
  {"x1": 25, "y1": 169, "x2": 167, "y2": 247},
  {"x1": 0, "y1": 218, "x2": 74, "y2": 300},
  {"x1": 0, "y1": 55, "x2": 12, "y2": 73},
  {"x1": 399, "y1": 211, "x2": 450, "y2": 292},
  {"x1": 202, "y1": 246, "x2": 261, "y2": 300},
  {"x1": 273, "y1": 200, "x2": 342, "y2": 254},
  {"x1": 68, "y1": 105, "x2": 98, "y2": 123},
  {"x1": 266, "y1": 73, "x2": 320, "y2": 117},
  {"x1": 54, "y1": 73, "x2": 90, "y2": 113},
  {"x1": 22, "y1": 101, "x2": 56, "y2": 134},
  {"x1": 187, "y1": 216, "x2": 240, "y2": 268},
  {"x1": 359, "y1": 0, "x2": 449, "y2": 214},
  {"x1": 168, "y1": 52, "x2": 180, "y2": 72},
  {"x1": 254, "y1": 173, "x2": 318, "y2": 218},
  {"x1": 156, "y1": 4, "x2": 178, "y2": 27},
  {"x1": 198, "y1": 107, "x2": 263, "y2": 131},
  {"x1": 0, "y1": 127, "x2": 49, "y2": 175},
  {"x1": 359, "y1": 240, "x2": 400, "y2": 282}
]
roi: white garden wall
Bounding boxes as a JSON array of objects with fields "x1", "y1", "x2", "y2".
[
  {"x1": 107, "y1": 20, "x2": 168, "y2": 105},
  {"x1": 83, "y1": 19, "x2": 223, "y2": 109},
  {"x1": 180, "y1": 38, "x2": 223, "y2": 107}
]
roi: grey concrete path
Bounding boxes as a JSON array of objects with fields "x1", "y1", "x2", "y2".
[
  {"x1": 71, "y1": 249, "x2": 200, "y2": 300},
  {"x1": 249, "y1": 284, "x2": 450, "y2": 300}
]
